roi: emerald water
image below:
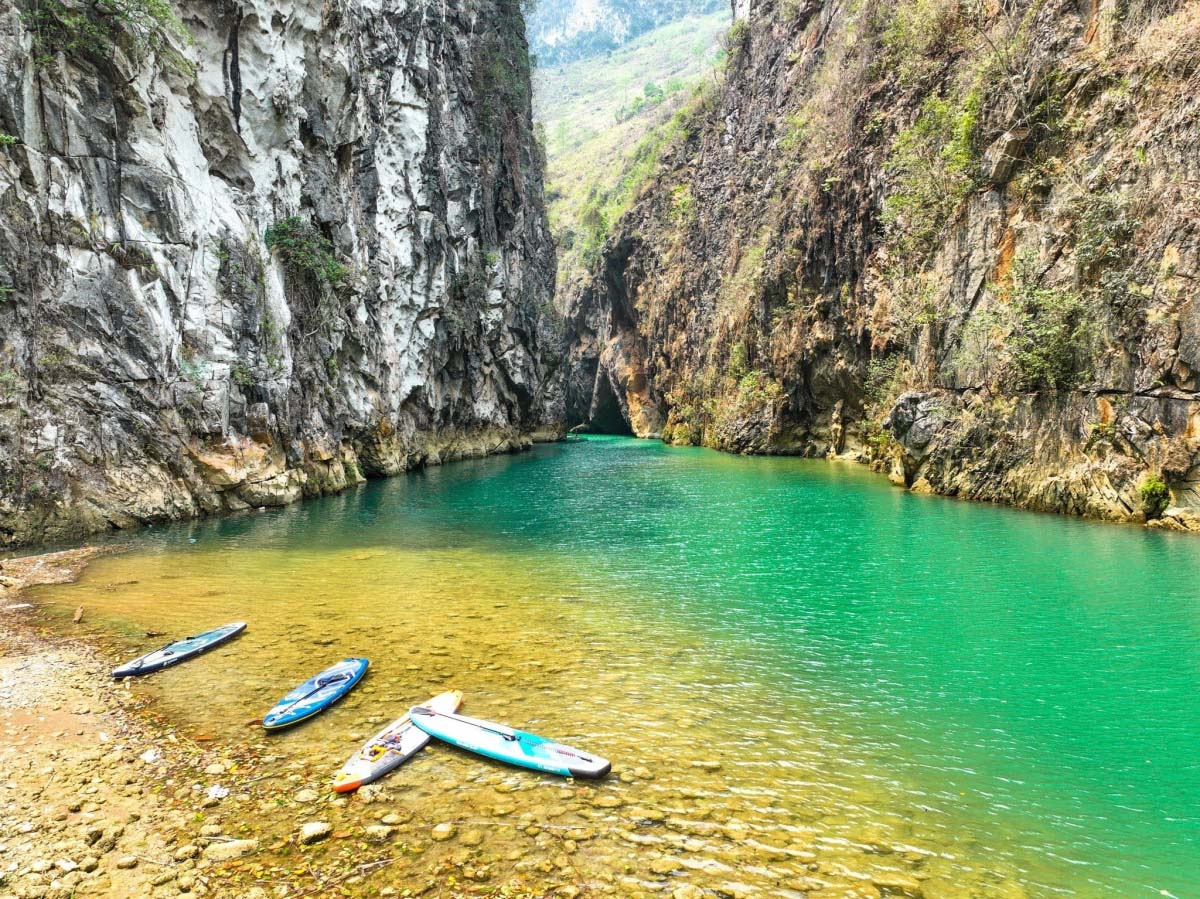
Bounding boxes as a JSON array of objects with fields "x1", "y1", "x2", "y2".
[{"x1": 28, "y1": 436, "x2": 1200, "y2": 898}]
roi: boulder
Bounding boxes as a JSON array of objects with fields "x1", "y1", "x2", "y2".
[{"x1": 202, "y1": 840, "x2": 259, "y2": 861}]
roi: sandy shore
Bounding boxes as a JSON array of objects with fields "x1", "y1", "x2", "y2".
[{"x1": 1, "y1": 550, "x2": 561, "y2": 899}]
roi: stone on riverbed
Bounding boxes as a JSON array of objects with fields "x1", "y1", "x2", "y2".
[
  {"x1": 202, "y1": 839, "x2": 259, "y2": 861},
  {"x1": 299, "y1": 822, "x2": 332, "y2": 844},
  {"x1": 294, "y1": 789, "x2": 320, "y2": 804},
  {"x1": 115, "y1": 856, "x2": 138, "y2": 870},
  {"x1": 872, "y1": 871, "x2": 922, "y2": 894},
  {"x1": 173, "y1": 844, "x2": 200, "y2": 861},
  {"x1": 363, "y1": 825, "x2": 395, "y2": 842},
  {"x1": 430, "y1": 822, "x2": 457, "y2": 842}
]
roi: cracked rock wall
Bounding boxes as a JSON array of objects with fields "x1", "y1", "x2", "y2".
[
  {"x1": 564, "y1": 0, "x2": 1200, "y2": 531},
  {"x1": 0, "y1": 0, "x2": 559, "y2": 547}
]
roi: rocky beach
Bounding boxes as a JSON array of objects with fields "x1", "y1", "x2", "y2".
[
  {"x1": 0, "y1": 546, "x2": 734, "y2": 899},
  {"x1": 1, "y1": 550, "x2": 583, "y2": 899}
]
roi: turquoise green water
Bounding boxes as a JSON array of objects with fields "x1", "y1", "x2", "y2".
[{"x1": 33, "y1": 436, "x2": 1200, "y2": 897}]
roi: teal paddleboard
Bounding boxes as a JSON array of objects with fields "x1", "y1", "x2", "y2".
[{"x1": 410, "y1": 706, "x2": 610, "y2": 779}]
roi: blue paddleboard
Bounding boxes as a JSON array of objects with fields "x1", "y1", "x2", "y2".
[
  {"x1": 263, "y1": 657, "x2": 369, "y2": 730},
  {"x1": 112, "y1": 622, "x2": 246, "y2": 678},
  {"x1": 410, "y1": 706, "x2": 611, "y2": 779}
]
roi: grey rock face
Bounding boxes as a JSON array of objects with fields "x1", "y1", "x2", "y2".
[
  {"x1": 0, "y1": 0, "x2": 559, "y2": 546},
  {"x1": 883, "y1": 393, "x2": 946, "y2": 460}
]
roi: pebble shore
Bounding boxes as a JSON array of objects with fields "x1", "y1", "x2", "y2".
[
  {"x1": 1, "y1": 551, "x2": 563, "y2": 899},
  {"x1": 2, "y1": 547, "x2": 1027, "y2": 899}
]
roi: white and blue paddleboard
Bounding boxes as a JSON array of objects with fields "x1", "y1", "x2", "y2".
[
  {"x1": 410, "y1": 706, "x2": 611, "y2": 779},
  {"x1": 331, "y1": 690, "x2": 463, "y2": 792},
  {"x1": 112, "y1": 622, "x2": 246, "y2": 678},
  {"x1": 263, "y1": 658, "x2": 369, "y2": 731}
]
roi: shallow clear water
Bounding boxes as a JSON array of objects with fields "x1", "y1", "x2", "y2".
[{"x1": 29, "y1": 437, "x2": 1200, "y2": 898}]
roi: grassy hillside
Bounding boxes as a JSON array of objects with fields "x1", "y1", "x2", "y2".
[
  {"x1": 533, "y1": 10, "x2": 730, "y2": 297},
  {"x1": 528, "y1": 0, "x2": 725, "y2": 66}
]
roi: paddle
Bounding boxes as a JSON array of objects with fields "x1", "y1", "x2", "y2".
[
  {"x1": 271, "y1": 672, "x2": 353, "y2": 719},
  {"x1": 412, "y1": 706, "x2": 520, "y2": 743}
]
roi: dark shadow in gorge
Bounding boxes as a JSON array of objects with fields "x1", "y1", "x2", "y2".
[{"x1": 588, "y1": 374, "x2": 634, "y2": 435}]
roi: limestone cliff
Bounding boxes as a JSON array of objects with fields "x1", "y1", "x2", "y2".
[
  {"x1": 565, "y1": 0, "x2": 1200, "y2": 530},
  {"x1": 0, "y1": 0, "x2": 559, "y2": 546}
]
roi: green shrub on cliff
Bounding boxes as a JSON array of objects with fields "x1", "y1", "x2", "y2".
[
  {"x1": 704, "y1": 370, "x2": 785, "y2": 448},
  {"x1": 724, "y1": 19, "x2": 750, "y2": 61},
  {"x1": 669, "y1": 184, "x2": 696, "y2": 225},
  {"x1": 24, "y1": 0, "x2": 191, "y2": 72},
  {"x1": 882, "y1": 90, "x2": 981, "y2": 263},
  {"x1": 230, "y1": 360, "x2": 254, "y2": 389},
  {"x1": 728, "y1": 342, "x2": 749, "y2": 381},
  {"x1": 0, "y1": 368, "x2": 19, "y2": 402},
  {"x1": 865, "y1": 354, "x2": 918, "y2": 411},
  {"x1": 1074, "y1": 192, "x2": 1139, "y2": 279},
  {"x1": 1140, "y1": 475, "x2": 1170, "y2": 519},
  {"x1": 1007, "y1": 253, "x2": 1096, "y2": 392},
  {"x1": 735, "y1": 370, "x2": 783, "y2": 406},
  {"x1": 476, "y1": 0, "x2": 535, "y2": 136},
  {"x1": 265, "y1": 217, "x2": 348, "y2": 288},
  {"x1": 883, "y1": 0, "x2": 978, "y2": 86}
]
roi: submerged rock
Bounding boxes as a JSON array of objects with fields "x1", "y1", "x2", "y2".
[
  {"x1": 202, "y1": 839, "x2": 259, "y2": 861},
  {"x1": 298, "y1": 822, "x2": 332, "y2": 845}
]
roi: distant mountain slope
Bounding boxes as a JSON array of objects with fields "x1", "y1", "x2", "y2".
[
  {"x1": 533, "y1": 11, "x2": 729, "y2": 297},
  {"x1": 528, "y1": 0, "x2": 725, "y2": 66}
]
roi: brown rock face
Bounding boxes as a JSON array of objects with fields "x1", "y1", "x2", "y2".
[{"x1": 562, "y1": 0, "x2": 1200, "y2": 529}]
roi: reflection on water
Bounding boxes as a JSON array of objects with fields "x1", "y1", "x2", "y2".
[{"x1": 29, "y1": 437, "x2": 1200, "y2": 898}]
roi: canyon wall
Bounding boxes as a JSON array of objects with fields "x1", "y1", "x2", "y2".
[
  {"x1": 0, "y1": 0, "x2": 559, "y2": 547},
  {"x1": 565, "y1": 0, "x2": 1200, "y2": 530}
]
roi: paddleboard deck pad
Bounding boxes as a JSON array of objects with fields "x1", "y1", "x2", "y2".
[
  {"x1": 331, "y1": 690, "x2": 463, "y2": 792},
  {"x1": 263, "y1": 657, "x2": 369, "y2": 730},
  {"x1": 111, "y1": 622, "x2": 246, "y2": 678},
  {"x1": 411, "y1": 707, "x2": 611, "y2": 779}
]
